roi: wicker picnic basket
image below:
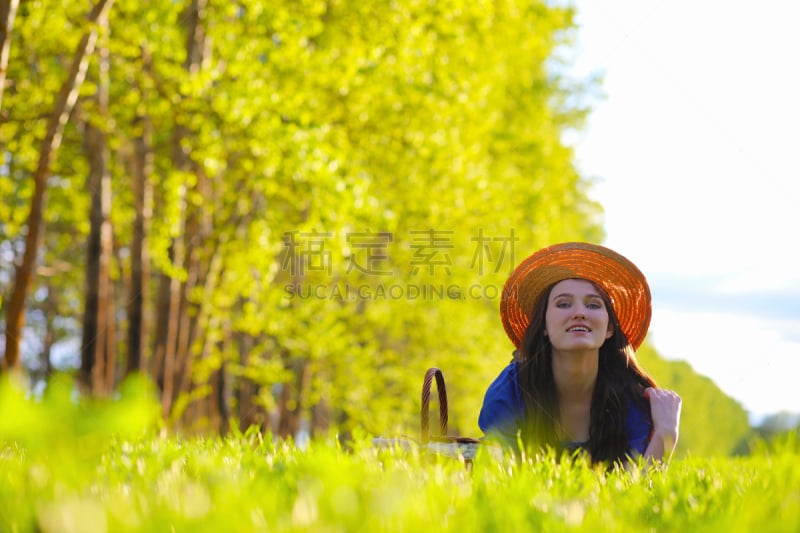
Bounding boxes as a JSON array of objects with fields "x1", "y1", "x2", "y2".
[{"x1": 373, "y1": 367, "x2": 483, "y2": 462}]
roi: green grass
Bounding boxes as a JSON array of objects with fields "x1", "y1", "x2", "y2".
[{"x1": 1, "y1": 377, "x2": 798, "y2": 532}]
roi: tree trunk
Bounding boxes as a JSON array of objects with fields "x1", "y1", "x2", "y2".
[
  {"x1": 0, "y1": 0, "x2": 20, "y2": 111},
  {"x1": 173, "y1": 215, "x2": 219, "y2": 410},
  {"x1": 311, "y1": 399, "x2": 331, "y2": 437},
  {"x1": 126, "y1": 112, "x2": 153, "y2": 375},
  {"x1": 217, "y1": 357, "x2": 231, "y2": 435},
  {"x1": 237, "y1": 333, "x2": 263, "y2": 432},
  {"x1": 80, "y1": 10, "x2": 114, "y2": 395},
  {"x1": 103, "y1": 255, "x2": 116, "y2": 391},
  {"x1": 151, "y1": 270, "x2": 170, "y2": 388},
  {"x1": 277, "y1": 358, "x2": 310, "y2": 439},
  {"x1": 127, "y1": 42, "x2": 154, "y2": 376},
  {"x1": 158, "y1": 236, "x2": 184, "y2": 417},
  {"x1": 29, "y1": 278, "x2": 57, "y2": 386},
  {"x1": 155, "y1": 0, "x2": 207, "y2": 418},
  {"x1": 2, "y1": 0, "x2": 115, "y2": 374},
  {"x1": 172, "y1": 245, "x2": 197, "y2": 402}
]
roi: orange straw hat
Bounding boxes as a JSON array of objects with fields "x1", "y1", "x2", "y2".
[{"x1": 500, "y1": 242, "x2": 651, "y2": 350}]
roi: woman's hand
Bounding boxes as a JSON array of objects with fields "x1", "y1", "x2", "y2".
[{"x1": 643, "y1": 387, "x2": 682, "y2": 461}]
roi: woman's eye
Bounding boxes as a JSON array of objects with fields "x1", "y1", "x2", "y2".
[
  {"x1": 556, "y1": 301, "x2": 570, "y2": 308},
  {"x1": 587, "y1": 302, "x2": 602, "y2": 310}
]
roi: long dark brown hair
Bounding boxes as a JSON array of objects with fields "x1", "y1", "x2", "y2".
[{"x1": 517, "y1": 279, "x2": 656, "y2": 464}]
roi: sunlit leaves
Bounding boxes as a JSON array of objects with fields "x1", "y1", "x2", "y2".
[{"x1": 2, "y1": 0, "x2": 605, "y2": 436}]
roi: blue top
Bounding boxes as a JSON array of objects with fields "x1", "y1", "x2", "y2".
[{"x1": 479, "y1": 362, "x2": 653, "y2": 456}]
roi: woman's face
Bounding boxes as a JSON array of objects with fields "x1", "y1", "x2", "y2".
[{"x1": 544, "y1": 279, "x2": 613, "y2": 353}]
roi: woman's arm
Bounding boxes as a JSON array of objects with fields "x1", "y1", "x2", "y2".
[{"x1": 643, "y1": 387, "x2": 682, "y2": 461}]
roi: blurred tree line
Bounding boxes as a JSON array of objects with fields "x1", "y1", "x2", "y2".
[
  {"x1": 636, "y1": 344, "x2": 751, "y2": 456},
  {"x1": 0, "y1": 0, "x2": 600, "y2": 436},
  {"x1": 0, "y1": 0, "x2": 752, "y2": 456}
]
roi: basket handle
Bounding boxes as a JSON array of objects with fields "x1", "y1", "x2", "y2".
[{"x1": 421, "y1": 367, "x2": 448, "y2": 444}]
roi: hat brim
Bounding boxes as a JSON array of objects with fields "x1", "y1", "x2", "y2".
[{"x1": 500, "y1": 242, "x2": 651, "y2": 350}]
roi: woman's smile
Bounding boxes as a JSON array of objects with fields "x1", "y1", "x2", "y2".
[{"x1": 545, "y1": 279, "x2": 613, "y2": 352}]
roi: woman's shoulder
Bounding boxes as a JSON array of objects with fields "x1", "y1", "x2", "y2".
[
  {"x1": 484, "y1": 361, "x2": 520, "y2": 399},
  {"x1": 478, "y1": 361, "x2": 523, "y2": 433}
]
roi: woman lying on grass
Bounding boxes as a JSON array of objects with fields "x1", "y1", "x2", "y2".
[{"x1": 479, "y1": 242, "x2": 682, "y2": 466}]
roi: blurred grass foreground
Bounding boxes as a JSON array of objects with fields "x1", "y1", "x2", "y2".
[{"x1": 1, "y1": 376, "x2": 798, "y2": 532}]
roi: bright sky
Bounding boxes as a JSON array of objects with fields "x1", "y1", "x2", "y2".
[{"x1": 569, "y1": 0, "x2": 800, "y2": 421}]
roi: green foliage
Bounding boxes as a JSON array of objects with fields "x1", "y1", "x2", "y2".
[
  {"x1": 0, "y1": 380, "x2": 798, "y2": 532},
  {"x1": 749, "y1": 429, "x2": 800, "y2": 456},
  {"x1": 635, "y1": 342, "x2": 751, "y2": 457},
  {"x1": 3, "y1": 0, "x2": 605, "y2": 433},
  {"x1": 739, "y1": 416, "x2": 800, "y2": 456},
  {"x1": 0, "y1": 374, "x2": 160, "y2": 452}
]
